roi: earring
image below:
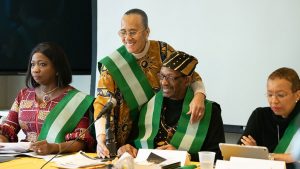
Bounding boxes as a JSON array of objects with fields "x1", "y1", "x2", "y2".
[{"x1": 56, "y1": 72, "x2": 59, "y2": 76}]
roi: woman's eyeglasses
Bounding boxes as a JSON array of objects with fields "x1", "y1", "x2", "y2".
[
  {"x1": 118, "y1": 29, "x2": 145, "y2": 38},
  {"x1": 266, "y1": 92, "x2": 289, "y2": 99}
]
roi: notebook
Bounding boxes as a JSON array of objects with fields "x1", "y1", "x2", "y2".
[{"x1": 219, "y1": 143, "x2": 269, "y2": 160}]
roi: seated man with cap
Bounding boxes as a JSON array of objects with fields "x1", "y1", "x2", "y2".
[{"x1": 118, "y1": 51, "x2": 225, "y2": 161}]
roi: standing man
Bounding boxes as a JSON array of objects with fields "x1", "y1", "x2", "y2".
[{"x1": 94, "y1": 8, "x2": 206, "y2": 158}]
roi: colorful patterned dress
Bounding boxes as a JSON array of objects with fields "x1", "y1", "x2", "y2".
[{"x1": 0, "y1": 86, "x2": 95, "y2": 151}]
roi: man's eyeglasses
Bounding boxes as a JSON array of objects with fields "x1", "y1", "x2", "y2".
[
  {"x1": 266, "y1": 92, "x2": 289, "y2": 99},
  {"x1": 157, "y1": 73, "x2": 185, "y2": 83},
  {"x1": 118, "y1": 29, "x2": 145, "y2": 38}
]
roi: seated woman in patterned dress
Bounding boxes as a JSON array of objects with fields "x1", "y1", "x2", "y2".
[{"x1": 0, "y1": 42, "x2": 95, "y2": 155}]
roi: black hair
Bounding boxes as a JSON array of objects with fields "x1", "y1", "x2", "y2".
[
  {"x1": 124, "y1": 8, "x2": 148, "y2": 29},
  {"x1": 25, "y1": 42, "x2": 72, "y2": 88}
]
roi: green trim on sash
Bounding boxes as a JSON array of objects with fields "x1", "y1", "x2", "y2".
[
  {"x1": 134, "y1": 88, "x2": 212, "y2": 153},
  {"x1": 134, "y1": 104, "x2": 147, "y2": 148},
  {"x1": 274, "y1": 112, "x2": 300, "y2": 153},
  {"x1": 38, "y1": 90, "x2": 94, "y2": 143},
  {"x1": 170, "y1": 90, "x2": 212, "y2": 153},
  {"x1": 134, "y1": 91, "x2": 163, "y2": 148},
  {"x1": 99, "y1": 46, "x2": 154, "y2": 120}
]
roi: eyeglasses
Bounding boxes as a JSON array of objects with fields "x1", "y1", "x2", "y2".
[
  {"x1": 157, "y1": 73, "x2": 185, "y2": 83},
  {"x1": 118, "y1": 29, "x2": 145, "y2": 38},
  {"x1": 266, "y1": 92, "x2": 289, "y2": 99}
]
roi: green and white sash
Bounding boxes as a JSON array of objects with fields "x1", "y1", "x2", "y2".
[
  {"x1": 99, "y1": 46, "x2": 154, "y2": 119},
  {"x1": 38, "y1": 90, "x2": 94, "y2": 143},
  {"x1": 134, "y1": 88, "x2": 212, "y2": 153},
  {"x1": 274, "y1": 112, "x2": 300, "y2": 153}
]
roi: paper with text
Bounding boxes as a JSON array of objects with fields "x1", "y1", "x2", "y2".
[{"x1": 0, "y1": 142, "x2": 30, "y2": 153}]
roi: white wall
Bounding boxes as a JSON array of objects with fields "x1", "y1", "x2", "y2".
[{"x1": 97, "y1": 0, "x2": 300, "y2": 126}]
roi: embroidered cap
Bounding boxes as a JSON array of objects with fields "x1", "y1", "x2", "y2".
[{"x1": 162, "y1": 51, "x2": 198, "y2": 76}]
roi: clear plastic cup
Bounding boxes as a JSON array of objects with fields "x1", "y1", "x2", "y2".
[{"x1": 198, "y1": 151, "x2": 215, "y2": 169}]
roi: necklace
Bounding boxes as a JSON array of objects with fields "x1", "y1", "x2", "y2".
[{"x1": 41, "y1": 87, "x2": 58, "y2": 102}]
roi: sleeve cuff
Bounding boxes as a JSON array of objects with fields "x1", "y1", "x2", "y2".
[
  {"x1": 94, "y1": 117, "x2": 106, "y2": 138},
  {"x1": 191, "y1": 80, "x2": 206, "y2": 96}
]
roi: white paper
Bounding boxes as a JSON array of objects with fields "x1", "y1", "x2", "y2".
[
  {"x1": 215, "y1": 157, "x2": 286, "y2": 169},
  {"x1": 215, "y1": 160, "x2": 231, "y2": 169},
  {"x1": 135, "y1": 149, "x2": 188, "y2": 167},
  {"x1": 0, "y1": 149, "x2": 60, "y2": 160},
  {"x1": 230, "y1": 157, "x2": 286, "y2": 169},
  {"x1": 52, "y1": 151, "x2": 106, "y2": 168},
  {"x1": 0, "y1": 142, "x2": 31, "y2": 153},
  {"x1": 19, "y1": 151, "x2": 62, "y2": 160}
]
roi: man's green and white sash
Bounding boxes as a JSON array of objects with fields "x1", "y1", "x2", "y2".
[
  {"x1": 274, "y1": 112, "x2": 300, "y2": 153},
  {"x1": 134, "y1": 88, "x2": 212, "y2": 153},
  {"x1": 38, "y1": 90, "x2": 94, "y2": 143},
  {"x1": 99, "y1": 46, "x2": 154, "y2": 119}
]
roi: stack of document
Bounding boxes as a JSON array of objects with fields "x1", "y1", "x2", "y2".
[
  {"x1": 0, "y1": 142, "x2": 60, "y2": 162},
  {"x1": 0, "y1": 142, "x2": 31, "y2": 153},
  {"x1": 52, "y1": 151, "x2": 106, "y2": 168},
  {"x1": 0, "y1": 142, "x2": 31, "y2": 162}
]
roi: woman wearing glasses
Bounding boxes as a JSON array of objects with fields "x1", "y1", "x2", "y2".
[
  {"x1": 94, "y1": 8, "x2": 207, "y2": 158},
  {"x1": 239, "y1": 67, "x2": 300, "y2": 169}
]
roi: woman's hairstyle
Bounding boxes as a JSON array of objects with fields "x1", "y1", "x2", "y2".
[
  {"x1": 124, "y1": 8, "x2": 148, "y2": 29},
  {"x1": 25, "y1": 42, "x2": 72, "y2": 88},
  {"x1": 268, "y1": 67, "x2": 300, "y2": 92}
]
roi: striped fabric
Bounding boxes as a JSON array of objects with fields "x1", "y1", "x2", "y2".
[
  {"x1": 134, "y1": 88, "x2": 212, "y2": 153},
  {"x1": 99, "y1": 46, "x2": 154, "y2": 119},
  {"x1": 38, "y1": 90, "x2": 94, "y2": 143},
  {"x1": 274, "y1": 112, "x2": 300, "y2": 153}
]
